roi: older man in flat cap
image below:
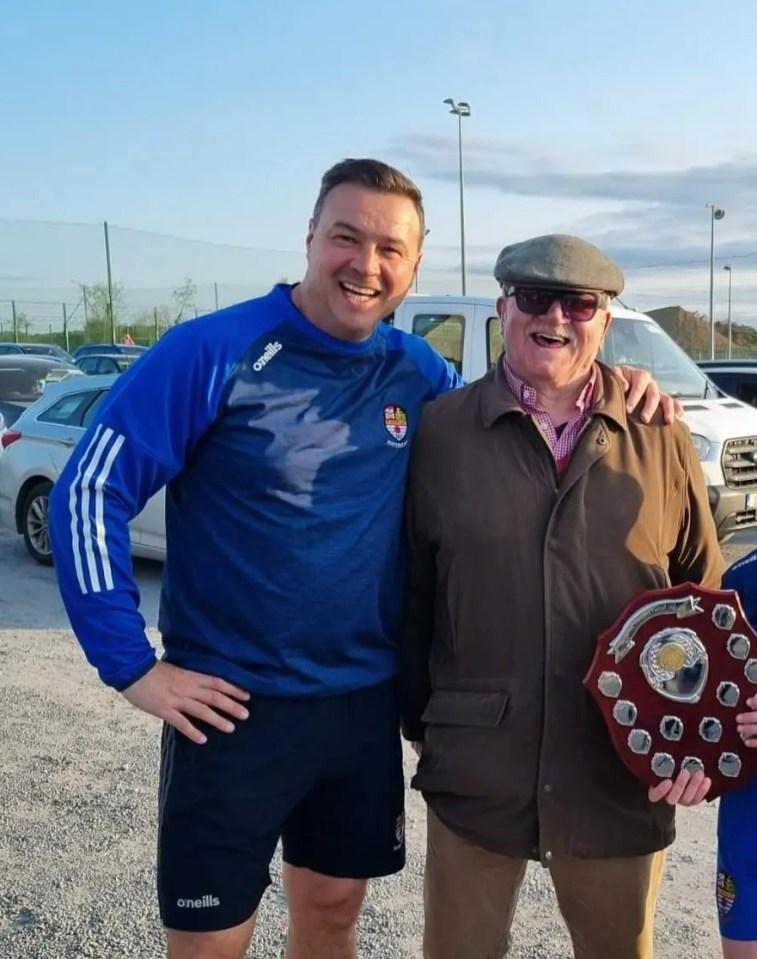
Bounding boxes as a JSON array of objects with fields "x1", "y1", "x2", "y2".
[{"x1": 400, "y1": 233, "x2": 725, "y2": 959}]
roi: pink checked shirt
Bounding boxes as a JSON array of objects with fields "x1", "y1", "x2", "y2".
[{"x1": 503, "y1": 360, "x2": 598, "y2": 476}]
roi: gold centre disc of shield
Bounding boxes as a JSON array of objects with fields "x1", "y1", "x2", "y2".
[{"x1": 657, "y1": 643, "x2": 686, "y2": 671}]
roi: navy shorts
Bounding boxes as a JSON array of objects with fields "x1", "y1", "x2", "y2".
[
  {"x1": 157, "y1": 678, "x2": 406, "y2": 932},
  {"x1": 717, "y1": 773, "x2": 757, "y2": 941}
]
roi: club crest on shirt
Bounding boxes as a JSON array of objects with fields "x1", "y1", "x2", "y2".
[
  {"x1": 717, "y1": 871, "x2": 737, "y2": 916},
  {"x1": 383, "y1": 404, "x2": 408, "y2": 447}
]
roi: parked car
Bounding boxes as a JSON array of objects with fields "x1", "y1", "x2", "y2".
[
  {"x1": 0, "y1": 342, "x2": 74, "y2": 362},
  {"x1": 0, "y1": 355, "x2": 84, "y2": 404},
  {"x1": 0, "y1": 375, "x2": 165, "y2": 565},
  {"x1": 72, "y1": 343, "x2": 148, "y2": 360},
  {"x1": 696, "y1": 360, "x2": 757, "y2": 408},
  {"x1": 76, "y1": 353, "x2": 140, "y2": 375}
]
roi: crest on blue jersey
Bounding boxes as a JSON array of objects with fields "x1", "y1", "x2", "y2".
[{"x1": 383, "y1": 404, "x2": 408, "y2": 442}]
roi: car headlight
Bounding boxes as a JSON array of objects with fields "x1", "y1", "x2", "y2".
[{"x1": 689, "y1": 433, "x2": 712, "y2": 461}]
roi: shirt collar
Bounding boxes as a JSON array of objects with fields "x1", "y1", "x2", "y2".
[
  {"x1": 479, "y1": 360, "x2": 630, "y2": 433},
  {"x1": 502, "y1": 358, "x2": 597, "y2": 416}
]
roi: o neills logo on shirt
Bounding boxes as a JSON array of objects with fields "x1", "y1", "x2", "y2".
[
  {"x1": 177, "y1": 895, "x2": 221, "y2": 908},
  {"x1": 252, "y1": 341, "x2": 283, "y2": 372}
]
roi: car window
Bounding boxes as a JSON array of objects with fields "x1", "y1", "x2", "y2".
[
  {"x1": 0, "y1": 345, "x2": 19, "y2": 355},
  {"x1": 708, "y1": 372, "x2": 757, "y2": 407},
  {"x1": 81, "y1": 391, "x2": 107, "y2": 427},
  {"x1": 78, "y1": 357, "x2": 96, "y2": 374},
  {"x1": 37, "y1": 391, "x2": 101, "y2": 427},
  {"x1": 411, "y1": 313, "x2": 465, "y2": 373}
]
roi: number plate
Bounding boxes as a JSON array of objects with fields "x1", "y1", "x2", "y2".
[{"x1": 746, "y1": 493, "x2": 757, "y2": 511}]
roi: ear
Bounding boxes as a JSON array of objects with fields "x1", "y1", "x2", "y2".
[
  {"x1": 413, "y1": 249, "x2": 424, "y2": 281},
  {"x1": 305, "y1": 218, "x2": 316, "y2": 254},
  {"x1": 497, "y1": 294, "x2": 507, "y2": 333}
]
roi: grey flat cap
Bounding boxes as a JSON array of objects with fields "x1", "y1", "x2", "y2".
[{"x1": 494, "y1": 233, "x2": 625, "y2": 296}]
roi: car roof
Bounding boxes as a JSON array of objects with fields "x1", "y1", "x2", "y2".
[
  {"x1": 75, "y1": 342, "x2": 147, "y2": 350},
  {"x1": 78, "y1": 352, "x2": 135, "y2": 359},
  {"x1": 10, "y1": 373, "x2": 117, "y2": 423},
  {"x1": 37, "y1": 373, "x2": 118, "y2": 396},
  {"x1": 0, "y1": 354, "x2": 77, "y2": 368},
  {"x1": 697, "y1": 360, "x2": 757, "y2": 369},
  {"x1": 0, "y1": 341, "x2": 63, "y2": 348},
  {"x1": 698, "y1": 358, "x2": 757, "y2": 362}
]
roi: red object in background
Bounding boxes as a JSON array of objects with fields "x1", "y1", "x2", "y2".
[{"x1": 584, "y1": 582, "x2": 757, "y2": 800}]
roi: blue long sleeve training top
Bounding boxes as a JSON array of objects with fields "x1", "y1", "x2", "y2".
[{"x1": 48, "y1": 284, "x2": 462, "y2": 695}]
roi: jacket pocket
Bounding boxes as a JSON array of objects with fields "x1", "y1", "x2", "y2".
[
  {"x1": 421, "y1": 690, "x2": 509, "y2": 728},
  {"x1": 413, "y1": 689, "x2": 514, "y2": 798}
]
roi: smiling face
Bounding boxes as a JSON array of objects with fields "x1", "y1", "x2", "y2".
[
  {"x1": 498, "y1": 287, "x2": 612, "y2": 394},
  {"x1": 293, "y1": 183, "x2": 423, "y2": 342}
]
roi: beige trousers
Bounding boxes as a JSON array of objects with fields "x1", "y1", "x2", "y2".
[{"x1": 424, "y1": 808, "x2": 667, "y2": 959}]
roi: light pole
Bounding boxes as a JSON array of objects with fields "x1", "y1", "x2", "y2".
[
  {"x1": 706, "y1": 202, "x2": 725, "y2": 359},
  {"x1": 443, "y1": 98, "x2": 471, "y2": 295},
  {"x1": 724, "y1": 264, "x2": 733, "y2": 359}
]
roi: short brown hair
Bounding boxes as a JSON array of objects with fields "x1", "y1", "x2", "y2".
[{"x1": 312, "y1": 158, "x2": 426, "y2": 241}]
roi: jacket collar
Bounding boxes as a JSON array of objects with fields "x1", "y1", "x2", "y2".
[{"x1": 480, "y1": 359, "x2": 630, "y2": 433}]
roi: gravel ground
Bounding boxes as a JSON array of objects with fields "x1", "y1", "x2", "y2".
[{"x1": 1, "y1": 528, "x2": 754, "y2": 958}]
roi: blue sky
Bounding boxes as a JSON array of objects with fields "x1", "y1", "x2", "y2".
[{"x1": 3, "y1": 0, "x2": 757, "y2": 326}]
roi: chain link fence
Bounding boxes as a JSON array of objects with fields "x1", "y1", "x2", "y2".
[{"x1": 2, "y1": 218, "x2": 755, "y2": 359}]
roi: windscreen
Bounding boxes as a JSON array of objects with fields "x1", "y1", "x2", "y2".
[{"x1": 600, "y1": 316, "x2": 712, "y2": 399}]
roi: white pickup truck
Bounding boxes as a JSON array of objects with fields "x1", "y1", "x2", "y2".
[{"x1": 385, "y1": 294, "x2": 757, "y2": 543}]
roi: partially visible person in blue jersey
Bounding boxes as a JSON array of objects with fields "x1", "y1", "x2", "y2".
[
  {"x1": 716, "y1": 548, "x2": 757, "y2": 959},
  {"x1": 48, "y1": 157, "x2": 677, "y2": 959}
]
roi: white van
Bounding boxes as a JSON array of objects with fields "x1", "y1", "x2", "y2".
[{"x1": 385, "y1": 295, "x2": 757, "y2": 542}]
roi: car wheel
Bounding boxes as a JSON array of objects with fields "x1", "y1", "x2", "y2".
[{"x1": 21, "y1": 480, "x2": 54, "y2": 566}]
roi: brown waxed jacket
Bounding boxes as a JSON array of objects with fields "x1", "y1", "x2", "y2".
[{"x1": 400, "y1": 361, "x2": 725, "y2": 863}]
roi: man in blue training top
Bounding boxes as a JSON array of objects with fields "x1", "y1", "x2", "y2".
[
  {"x1": 48, "y1": 157, "x2": 675, "y2": 959},
  {"x1": 717, "y1": 549, "x2": 757, "y2": 959}
]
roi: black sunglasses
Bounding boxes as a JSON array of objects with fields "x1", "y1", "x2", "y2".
[{"x1": 505, "y1": 287, "x2": 604, "y2": 322}]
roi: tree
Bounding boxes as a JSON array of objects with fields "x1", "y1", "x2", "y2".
[
  {"x1": 172, "y1": 277, "x2": 197, "y2": 324},
  {"x1": 15, "y1": 311, "x2": 32, "y2": 337},
  {"x1": 81, "y1": 281, "x2": 125, "y2": 341}
]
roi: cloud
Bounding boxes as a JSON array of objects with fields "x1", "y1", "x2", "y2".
[
  {"x1": 396, "y1": 134, "x2": 757, "y2": 323},
  {"x1": 391, "y1": 133, "x2": 757, "y2": 209}
]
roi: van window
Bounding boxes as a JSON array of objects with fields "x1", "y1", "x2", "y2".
[
  {"x1": 487, "y1": 317, "x2": 503, "y2": 369},
  {"x1": 411, "y1": 313, "x2": 464, "y2": 373}
]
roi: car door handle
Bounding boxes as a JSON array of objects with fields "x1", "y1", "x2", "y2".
[{"x1": 60, "y1": 435, "x2": 78, "y2": 447}]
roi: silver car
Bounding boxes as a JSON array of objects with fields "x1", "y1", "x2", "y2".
[{"x1": 0, "y1": 375, "x2": 166, "y2": 565}]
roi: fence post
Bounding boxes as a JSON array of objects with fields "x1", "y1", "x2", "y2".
[
  {"x1": 62, "y1": 303, "x2": 69, "y2": 353},
  {"x1": 104, "y1": 221, "x2": 116, "y2": 343},
  {"x1": 214, "y1": 282, "x2": 219, "y2": 311},
  {"x1": 153, "y1": 307, "x2": 158, "y2": 343},
  {"x1": 81, "y1": 284, "x2": 89, "y2": 342},
  {"x1": 11, "y1": 300, "x2": 18, "y2": 343}
]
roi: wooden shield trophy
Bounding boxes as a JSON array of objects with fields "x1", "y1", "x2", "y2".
[{"x1": 584, "y1": 582, "x2": 757, "y2": 799}]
